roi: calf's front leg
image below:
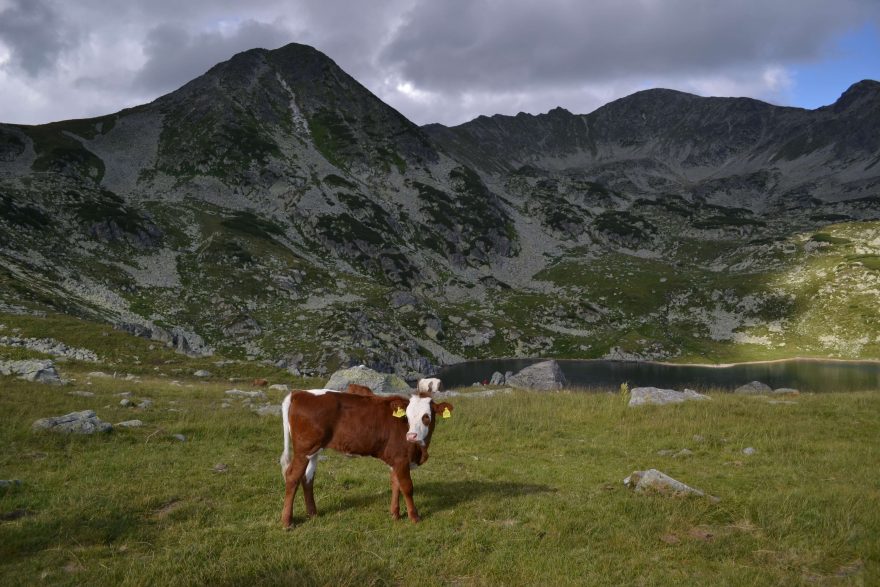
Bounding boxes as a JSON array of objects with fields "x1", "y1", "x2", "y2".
[
  {"x1": 393, "y1": 463, "x2": 420, "y2": 523},
  {"x1": 389, "y1": 469, "x2": 401, "y2": 520}
]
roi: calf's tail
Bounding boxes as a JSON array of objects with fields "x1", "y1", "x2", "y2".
[{"x1": 279, "y1": 392, "x2": 292, "y2": 480}]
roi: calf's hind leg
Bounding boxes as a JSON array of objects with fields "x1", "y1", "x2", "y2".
[
  {"x1": 302, "y1": 452, "x2": 320, "y2": 518},
  {"x1": 281, "y1": 453, "x2": 309, "y2": 528}
]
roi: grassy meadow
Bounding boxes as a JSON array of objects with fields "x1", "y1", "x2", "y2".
[{"x1": 0, "y1": 365, "x2": 878, "y2": 585}]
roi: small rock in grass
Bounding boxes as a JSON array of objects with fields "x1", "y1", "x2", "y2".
[
  {"x1": 68, "y1": 391, "x2": 95, "y2": 397},
  {"x1": 268, "y1": 384, "x2": 289, "y2": 391},
  {"x1": 193, "y1": 370, "x2": 211, "y2": 377},
  {"x1": 742, "y1": 447, "x2": 757, "y2": 456},
  {"x1": 693, "y1": 434, "x2": 705, "y2": 443},
  {"x1": 0, "y1": 479, "x2": 23, "y2": 488},
  {"x1": 116, "y1": 420, "x2": 143, "y2": 428},
  {"x1": 628, "y1": 387, "x2": 709, "y2": 406},
  {"x1": 767, "y1": 400, "x2": 798, "y2": 405},
  {"x1": 32, "y1": 410, "x2": 112, "y2": 434},
  {"x1": 115, "y1": 392, "x2": 132, "y2": 397},
  {"x1": 119, "y1": 399, "x2": 132, "y2": 407},
  {"x1": 225, "y1": 389, "x2": 266, "y2": 399},
  {"x1": 623, "y1": 469, "x2": 705, "y2": 497},
  {"x1": 657, "y1": 449, "x2": 676, "y2": 456},
  {"x1": 88, "y1": 371, "x2": 111, "y2": 378},
  {"x1": 252, "y1": 403, "x2": 281, "y2": 417},
  {"x1": 673, "y1": 448, "x2": 693, "y2": 458},
  {"x1": 772, "y1": 387, "x2": 799, "y2": 395},
  {"x1": 137, "y1": 399, "x2": 153, "y2": 409},
  {"x1": 172, "y1": 434, "x2": 186, "y2": 442},
  {"x1": 212, "y1": 463, "x2": 228, "y2": 473}
]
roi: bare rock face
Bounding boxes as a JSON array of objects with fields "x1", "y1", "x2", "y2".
[
  {"x1": 628, "y1": 387, "x2": 710, "y2": 407},
  {"x1": 325, "y1": 365, "x2": 411, "y2": 395},
  {"x1": 0, "y1": 360, "x2": 62, "y2": 384},
  {"x1": 32, "y1": 410, "x2": 112, "y2": 434},
  {"x1": 734, "y1": 381, "x2": 773, "y2": 394},
  {"x1": 506, "y1": 360, "x2": 567, "y2": 391}
]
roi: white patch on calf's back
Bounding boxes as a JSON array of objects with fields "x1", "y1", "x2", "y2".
[{"x1": 305, "y1": 388, "x2": 339, "y2": 396}]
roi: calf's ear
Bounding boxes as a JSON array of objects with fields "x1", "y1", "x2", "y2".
[
  {"x1": 389, "y1": 397, "x2": 408, "y2": 417},
  {"x1": 432, "y1": 402, "x2": 453, "y2": 417}
]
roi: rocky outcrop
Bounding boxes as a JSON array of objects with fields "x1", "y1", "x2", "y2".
[
  {"x1": 0, "y1": 359, "x2": 62, "y2": 384},
  {"x1": 325, "y1": 365, "x2": 411, "y2": 395},
  {"x1": 114, "y1": 322, "x2": 213, "y2": 357},
  {"x1": 0, "y1": 336, "x2": 98, "y2": 362},
  {"x1": 32, "y1": 410, "x2": 112, "y2": 434},
  {"x1": 628, "y1": 387, "x2": 710, "y2": 407},
  {"x1": 506, "y1": 360, "x2": 567, "y2": 391}
]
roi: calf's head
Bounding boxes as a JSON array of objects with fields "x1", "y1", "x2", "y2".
[{"x1": 391, "y1": 394, "x2": 453, "y2": 446}]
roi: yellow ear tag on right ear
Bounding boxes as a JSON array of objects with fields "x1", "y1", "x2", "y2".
[
  {"x1": 393, "y1": 407, "x2": 406, "y2": 418},
  {"x1": 442, "y1": 407, "x2": 451, "y2": 419}
]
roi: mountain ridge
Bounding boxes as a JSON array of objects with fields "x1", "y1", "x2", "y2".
[{"x1": 1, "y1": 42, "x2": 879, "y2": 376}]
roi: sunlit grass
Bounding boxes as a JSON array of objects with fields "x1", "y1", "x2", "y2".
[{"x1": 1, "y1": 369, "x2": 877, "y2": 585}]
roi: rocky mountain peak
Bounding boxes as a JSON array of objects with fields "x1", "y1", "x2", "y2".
[{"x1": 829, "y1": 79, "x2": 880, "y2": 113}]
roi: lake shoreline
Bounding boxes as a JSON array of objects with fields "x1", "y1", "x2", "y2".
[{"x1": 438, "y1": 356, "x2": 880, "y2": 392}]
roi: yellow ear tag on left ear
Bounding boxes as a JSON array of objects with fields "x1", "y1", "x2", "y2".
[
  {"x1": 442, "y1": 407, "x2": 451, "y2": 419},
  {"x1": 393, "y1": 407, "x2": 406, "y2": 418}
]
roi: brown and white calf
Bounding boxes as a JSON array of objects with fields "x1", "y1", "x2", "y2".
[
  {"x1": 416, "y1": 377, "x2": 444, "y2": 393},
  {"x1": 279, "y1": 389, "x2": 453, "y2": 527}
]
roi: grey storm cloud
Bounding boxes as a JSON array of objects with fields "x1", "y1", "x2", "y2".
[
  {"x1": 379, "y1": 0, "x2": 880, "y2": 93},
  {"x1": 133, "y1": 20, "x2": 292, "y2": 93},
  {"x1": 0, "y1": 0, "x2": 78, "y2": 76},
  {"x1": 0, "y1": 0, "x2": 877, "y2": 125}
]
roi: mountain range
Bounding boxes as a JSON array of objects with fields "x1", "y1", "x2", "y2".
[{"x1": 1, "y1": 42, "x2": 878, "y2": 376}]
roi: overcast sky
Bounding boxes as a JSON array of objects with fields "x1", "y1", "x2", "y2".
[{"x1": 1, "y1": 0, "x2": 878, "y2": 127}]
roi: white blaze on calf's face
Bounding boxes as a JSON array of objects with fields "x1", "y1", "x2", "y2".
[{"x1": 405, "y1": 395, "x2": 433, "y2": 444}]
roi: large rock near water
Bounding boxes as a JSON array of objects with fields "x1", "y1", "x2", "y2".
[
  {"x1": 628, "y1": 387, "x2": 710, "y2": 407},
  {"x1": 32, "y1": 410, "x2": 112, "y2": 434},
  {"x1": 0, "y1": 359, "x2": 62, "y2": 384},
  {"x1": 506, "y1": 360, "x2": 567, "y2": 391},
  {"x1": 325, "y1": 365, "x2": 411, "y2": 395},
  {"x1": 734, "y1": 381, "x2": 773, "y2": 394}
]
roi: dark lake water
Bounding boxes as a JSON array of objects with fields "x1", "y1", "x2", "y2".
[{"x1": 438, "y1": 358, "x2": 880, "y2": 392}]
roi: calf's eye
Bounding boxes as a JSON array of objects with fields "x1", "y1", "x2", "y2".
[{"x1": 422, "y1": 414, "x2": 431, "y2": 425}]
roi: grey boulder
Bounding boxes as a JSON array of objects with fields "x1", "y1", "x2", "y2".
[
  {"x1": 628, "y1": 387, "x2": 710, "y2": 407},
  {"x1": 0, "y1": 359, "x2": 62, "y2": 384},
  {"x1": 489, "y1": 371, "x2": 505, "y2": 385},
  {"x1": 506, "y1": 360, "x2": 567, "y2": 391},
  {"x1": 734, "y1": 381, "x2": 773, "y2": 394},
  {"x1": 32, "y1": 410, "x2": 112, "y2": 434},
  {"x1": 325, "y1": 365, "x2": 411, "y2": 395}
]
